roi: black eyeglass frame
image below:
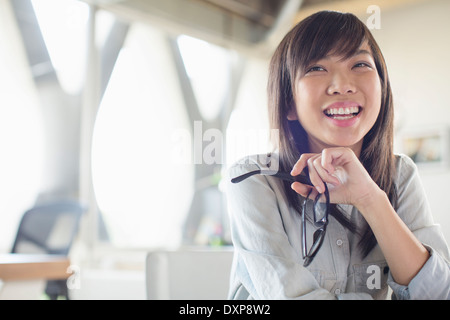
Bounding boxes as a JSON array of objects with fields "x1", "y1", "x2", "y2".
[
  {"x1": 301, "y1": 185, "x2": 329, "y2": 267},
  {"x1": 230, "y1": 169, "x2": 312, "y2": 185},
  {"x1": 231, "y1": 169, "x2": 330, "y2": 267}
]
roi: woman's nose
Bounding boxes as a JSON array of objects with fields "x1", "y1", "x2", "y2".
[{"x1": 326, "y1": 72, "x2": 356, "y2": 95}]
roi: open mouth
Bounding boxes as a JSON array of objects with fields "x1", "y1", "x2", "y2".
[{"x1": 324, "y1": 106, "x2": 361, "y2": 120}]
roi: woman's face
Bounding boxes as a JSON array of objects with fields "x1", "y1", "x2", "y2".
[{"x1": 289, "y1": 42, "x2": 382, "y2": 156}]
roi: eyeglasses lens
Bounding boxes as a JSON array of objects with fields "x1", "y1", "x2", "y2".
[
  {"x1": 305, "y1": 192, "x2": 328, "y2": 225},
  {"x1": 313, "y1": 193, "x2": 328, "y2": 226}
]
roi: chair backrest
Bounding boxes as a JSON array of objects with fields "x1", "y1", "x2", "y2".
[
  {"x1": 11, "y1": 200, "x2": 86, "y2": 255},
  {"x1": 146, "y1": 248, "x2": 233, "y2": 300}
]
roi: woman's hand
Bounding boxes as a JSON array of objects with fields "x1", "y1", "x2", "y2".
[
  {"x1": 292, "y1": 147, "x2": 430, "y2": 286},
  {"x1": 290, "y1": 147, "x2": 381, "y2": 212}
]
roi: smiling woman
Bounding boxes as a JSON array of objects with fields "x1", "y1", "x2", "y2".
[{"x1": 226, "y1": 10, "x2": 450, "y2": 300}]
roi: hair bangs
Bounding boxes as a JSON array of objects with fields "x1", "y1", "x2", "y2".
[{"x1": 290, "y1": 11, "x2": 369, "y2": 77}]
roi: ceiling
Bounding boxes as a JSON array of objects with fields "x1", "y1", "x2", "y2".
[
  {"x1": 81, "y1": 0, "x2": 429, "y2": 57},
  {"x1": 82, "y1": 0, "x2": 301, "y2": 56}
]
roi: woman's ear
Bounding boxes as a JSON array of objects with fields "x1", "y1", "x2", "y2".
[{"x1": 287, "y1": 107, "x2": 298, "y2": 120}]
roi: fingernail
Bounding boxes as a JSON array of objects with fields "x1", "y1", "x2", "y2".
[{"x1": 315, "y1": 186, "x2": 323, "y2": 194}]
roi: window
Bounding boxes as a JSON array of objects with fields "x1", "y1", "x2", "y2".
[
  {"x1": 0, "y1": 0, "x2": 44, "y2": 251},
  {"x1": 92, "y1": 23, "x2": 193, "y2": 248},
  {"x1": 177, "y1": 35, "x2": 230, "y2": 122},
  {"x1": 225, "y1": 59, "x2": 272, "y2": 167},
  {"x1": 31, "y1": 0, "x2": 89, "y2": 95}
]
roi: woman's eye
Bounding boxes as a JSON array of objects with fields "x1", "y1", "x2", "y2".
[
  {"x1": 306, "y1": 66, "x2": 326, "y2": 73},
  {"x1": 353, "y1": 62, "x2": 372, "y2": 69}
]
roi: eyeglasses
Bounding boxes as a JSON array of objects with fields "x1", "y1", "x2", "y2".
[
  {"x1": 231, "y1": 169, "x2": 330, "y2": 267},
  {"x1": 301, "y1": 185, "x2": 329, "y2": 267}
]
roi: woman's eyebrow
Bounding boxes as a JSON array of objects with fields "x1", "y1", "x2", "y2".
[
  {"x1": 353, "y1": 49, "x2": 372, "y2": 57},
  {"x1": 335, "y1": 49, "x2": 372, "y2": 62},
  {"x1": 326, "y1": 49, "x2": 373, "y2": 62}
]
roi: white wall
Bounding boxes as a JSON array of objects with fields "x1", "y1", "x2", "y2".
[{"x1": 371, "y1": 0, "x2": 450, "y2": 243}]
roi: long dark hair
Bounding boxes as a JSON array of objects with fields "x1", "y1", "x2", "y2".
[{"x1": 268, "y1": 11, "x2": 397, "y2": 257}]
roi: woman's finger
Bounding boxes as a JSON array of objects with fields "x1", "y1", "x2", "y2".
[
  {"x1": 311, "y1": 155, "x2": 341, "y2": 187},
  {"x1": 290, "y1": 153, "x2": 320, "y2": 196},
  {"x1": 290, "y1": 153, "x2": 316, "y2": 176},
  {"x1": 291, "y1": 153, "x2": 335, "y2": 194},
  {"x1": 306, "y1": 155, "x2": 327, "y2": 194},
  {"x1": 291, "y1": 182, "x2": 315, "y2": 198}
]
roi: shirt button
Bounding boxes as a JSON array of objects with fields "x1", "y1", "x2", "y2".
[
  {"x1": 334, "y1": 289, "x2": 341, "y2": 295},
  {"x1": 336, "y1": 239, "x2": 343, "y2": 247}
]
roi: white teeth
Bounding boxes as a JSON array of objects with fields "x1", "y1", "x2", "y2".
[{"x1": 325, "y1": 106, "x2": 360, "y2": 116}]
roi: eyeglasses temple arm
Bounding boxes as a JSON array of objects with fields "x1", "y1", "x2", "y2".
[
  {"x1": 230, "y1": 170, "x2": 262, "y2": 183},
  {"x1": 268, "y1": 171, "x2": 312, "y2": 186},
  {"x1": 231, "y1": 170, "x2": 313, "y2": 186}
]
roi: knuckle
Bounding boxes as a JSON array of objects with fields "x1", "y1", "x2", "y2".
[
  {"x1": 299, "y1": 153, "x2": 311, "y2": 162},
  {"x1": 313, "y1": 157, "x2": 321, "y2": 166}
]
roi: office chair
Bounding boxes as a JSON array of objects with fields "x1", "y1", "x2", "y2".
[{"x1": 11, "y1": 200, "x2": 86, "y2": 299}]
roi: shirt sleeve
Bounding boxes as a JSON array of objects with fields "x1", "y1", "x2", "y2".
[
  {"x1": 388, "y1": 245, "x2": 450, "y2": 299},
  {"x1": 226, "y1": 158, "x2": 372, "y2": 300},
  {"x1": 388, "y1": 155, "x2": 450, "y2": 299}
]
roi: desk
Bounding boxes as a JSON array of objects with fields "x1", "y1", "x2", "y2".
[{"x1": 0, "y1": 254, "x2": 70, "y2": 299}]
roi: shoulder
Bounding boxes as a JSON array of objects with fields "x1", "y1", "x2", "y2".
[
  {"x1": 227, "y1": 153, "x2": 280, "y2": 178},
  {"x1": 225, "y1": 153, "x2": 286, "y2": 202},
  {"x1": 394, "y1": 153, "x2": 417, "y2": 171},
  {"x1": 393, "y1": 153, "x2": 432, "y2": 226},
  {"x1": 393, "y1": 153, "x2": 419, "y2": 186}
]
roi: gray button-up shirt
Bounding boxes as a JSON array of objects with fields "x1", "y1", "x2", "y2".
[{"x1": 226, "y1": 153, "x2": 450, "y2": 299}]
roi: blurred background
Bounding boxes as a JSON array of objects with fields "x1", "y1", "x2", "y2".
[{"x1": 0, "y1": 0, "x2": 449, "y2": 299}]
